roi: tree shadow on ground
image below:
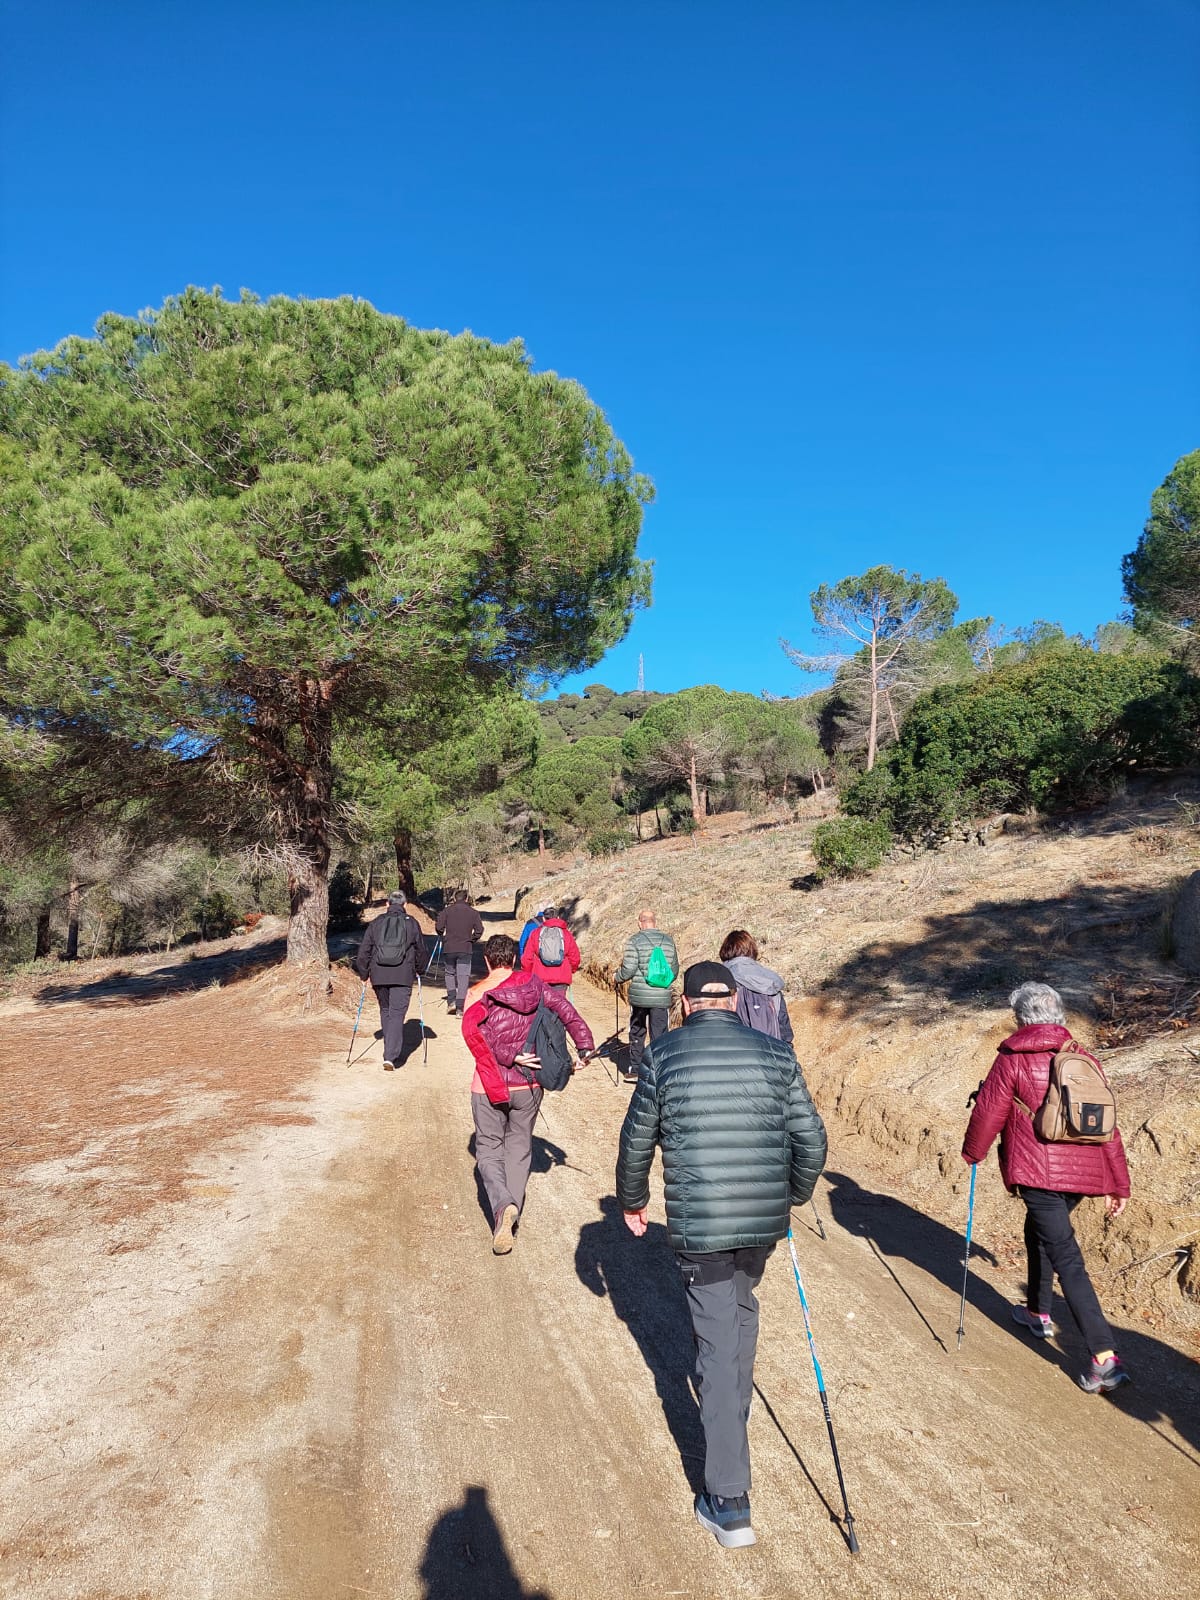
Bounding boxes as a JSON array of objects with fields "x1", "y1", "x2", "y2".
[
  {"x1": 824, "y1": 1170, "x2": 1200, "y2": 1461},
  {"x1": 419, "y1": 1484, "x2": 551, "y2": 1600},
  {"x1": 465, "y1": 1131, "x2": 578, "y2": 1231},
  {"x1": 575, "y1": 1195, "x2": 706, "y2": 1493},
  {"x1": 811, "y1": 883, "x2": 1168, "y2": 1017},
  {"x1": 31, "y1": 937, "x2": 290, "y2": 1008}
]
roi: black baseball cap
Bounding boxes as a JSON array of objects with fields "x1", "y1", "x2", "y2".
[{"x1": 683, "y1": 961, "x2": 737, "y2": 999}]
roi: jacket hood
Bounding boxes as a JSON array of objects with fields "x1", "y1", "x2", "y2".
[
  {"x1": 489, "y1": 972, "x2": 543, "y2": 1016},
  {"x1": 998, "y1": 1024, "x2": 1072, "y2": 1054},
  {"x1": 724, "y1": 956, "x2": 784, "y2": 996}
]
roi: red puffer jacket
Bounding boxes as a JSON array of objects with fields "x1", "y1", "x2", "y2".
[
  {"x1": 962, "y1": 1024, "x2": 1131, "y2": 1197},
  {"x1": 463, "y1": 971, "x2": 594, "y2": 1106},
  {"x1": 521, "y1": 919, "x2": 581, "y2": 985}
]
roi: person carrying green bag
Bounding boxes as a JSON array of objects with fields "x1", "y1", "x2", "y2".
[{"x1": 613, "y1": 908, "x2": 679, "y2": 1083}]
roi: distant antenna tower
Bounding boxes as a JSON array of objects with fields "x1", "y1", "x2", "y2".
[{"x1": 636, "y1": 653, "x2": 645, "y2": 694}]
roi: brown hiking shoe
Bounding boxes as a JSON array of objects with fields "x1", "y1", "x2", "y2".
[{"x1": 492, "y1": 1204, "x2": 518, "y2": 1255}]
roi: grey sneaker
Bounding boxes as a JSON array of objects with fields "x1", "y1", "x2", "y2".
[
  {"x1": 1079, "y1": 1355, "x2": 1130, "y2": 1393},
  {"x1": 1011, "y1": 1305, "x2": 1052, "y2": 1338},
  {"x1": 492, "y1": 1204, "x2": 518, "y2": 1255},
  {"x1": 694, "y1": 1492, "x2": 756, "y2": 1548}
]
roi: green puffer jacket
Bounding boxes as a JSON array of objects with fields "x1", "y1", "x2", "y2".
[
  {"x1": 616, "y1": 1009, "x2": 827, "y2": 1253},
  {"x1": 613, "y1": 928, "x2": 679, "y2": 1009}
]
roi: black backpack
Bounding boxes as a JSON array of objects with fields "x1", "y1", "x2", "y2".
[
  {"x1": 518, "y1": 1002, "x2": 574, "y2": 1092},
  {"x1": 373, "y1": 913, "x2": 417, "y2": 968}
]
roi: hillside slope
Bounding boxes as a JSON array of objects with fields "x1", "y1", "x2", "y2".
[{"x1": 517, "y1": 781, "x2": 1200, "y2": 1347}]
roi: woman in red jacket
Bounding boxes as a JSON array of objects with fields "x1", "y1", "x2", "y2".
[
  {"x1": 963, "y1": 982, "x2": 1131, "y2": 1393},
  {"x1": 520, "y1": 906, "x2": 581, "y2": 991},
  {"x1": 462, "y1": 934, "x2": 593, "y2": 1254}
]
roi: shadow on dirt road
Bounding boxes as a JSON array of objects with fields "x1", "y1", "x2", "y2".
[{"x1": 419, "y1": 1485, "x2": 551, "y2": 1600}]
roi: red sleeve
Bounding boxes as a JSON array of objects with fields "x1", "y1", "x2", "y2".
[
  {"x1": 543, "y1": 986, "x2": 594, "y2": 1053},
  {"x1": 1106, "y1": 1127, "x2": 1132, "y2": 1199},
  {"x1": 962, "y1": 1053, "x2": 1015, "y2": 1164},
  {"x1": 565, "y1": 929, "x2": 581, "y2": 972},
  {"x1": 462, "y1": 999, "x2": 509, "y2": 1105}
]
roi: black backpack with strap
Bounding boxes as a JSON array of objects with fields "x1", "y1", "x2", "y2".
[
  {"x1": 517, "y1": 1002, "x2": 574, "y2": 1092},
  {"x1": 373, "y1": 912, "x2": 418, "y2": 968}
]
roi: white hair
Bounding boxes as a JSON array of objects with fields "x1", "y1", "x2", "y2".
[{"x1": 1009, "y1": 981, "x2": 1066, "y2": 1026}]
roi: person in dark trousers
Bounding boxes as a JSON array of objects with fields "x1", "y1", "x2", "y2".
[
  {"x1": 719, "y1": 929, "x2": 794, "y2": 1045},
  {"x1": 613, "y1": 908, "x2": 679, "y2": 1083},
  {"x1": 435, "y1": 889, "x2": 484, "y2": 1016},
  {"x1": 462, "y1": 934, "x2": 594, "y2": 1253},
  {"x1": 963, "y1": 981, "x2": 1132, "y2": 1392},
  {"x1": 353, "y1": 891, "x2": 424, "y2": 1070},
  {"x1": 616, "y1": 962, "x2": 827, "y2": 1550}
]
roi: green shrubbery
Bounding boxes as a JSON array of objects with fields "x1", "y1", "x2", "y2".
[
  {"x1": 811, "y1": 816, "x2": 894, "y2": 878},
  {"x1": 844, "y1": 647, "x2": 1200, "y2": 845}
]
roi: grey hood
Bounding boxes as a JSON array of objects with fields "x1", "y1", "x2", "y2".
[{"x1": 724, "y1": 956, "x2": 785, "y2": 996}]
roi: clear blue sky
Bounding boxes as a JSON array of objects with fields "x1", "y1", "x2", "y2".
[{"x1": 2, "y1": 1, "x2": 1197, "y2": 698}]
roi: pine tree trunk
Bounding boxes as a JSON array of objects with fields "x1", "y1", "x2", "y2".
[
  {"x1": 35, "y1": 908, "x2": 52, "y2": 959},
  {"x1": 393, "y1": 829, "x2": 417, "y2": 899},
  {"x1": 867, "y1": 632, "x2": 880, "y2": 771},
  {"x1": 287, "y1": 849, "x2": 330, "y2": 967},
  {"x1": 65, "y1": 879, "x2": 81, "y2": 961},
  {"x1": 285, "y1": 676, "x2": 336, "y2": 977},
  {"x1": 363, "y1": 861, "x2": 374, "y2": 907},
  {"x1": 689, "y1": 753, "x2": 703, "y2": 823},
  {"x1": 538, "y1": 824, "x2": 546, "y2": 861}
]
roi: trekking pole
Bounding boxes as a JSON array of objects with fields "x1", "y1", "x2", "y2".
[
  {"x1": 956, "y1": 1163, "x2": 977, "y2": 1351},
  {"x1": 346, "y1": 983, "x2": 366, "y2": 1065},
  {"x1": 810, "y1": 1199, "x2": 828, "y2": 1241},
  {"x1": 417, "y1": 976, "x2": 428, "y2": 1065},
  {"x1": 424, "y1": 936, "x2": 443, "y2": 979},
  {"x1": 786, "y1": 1227, "x2": 860, "y2": 1555}
]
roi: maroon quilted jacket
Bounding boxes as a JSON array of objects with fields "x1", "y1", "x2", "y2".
[
  {"x1": 462, "y1": 971, "x2": 594, "y2": 1105},
  {"x1": 962, "y1": 1024, "x2": 1131, "y2": 1197}
]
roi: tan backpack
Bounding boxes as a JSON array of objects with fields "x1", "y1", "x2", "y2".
[{"x1": 1016, "y1": 1040, "x2": 1116, "y2": 1145}]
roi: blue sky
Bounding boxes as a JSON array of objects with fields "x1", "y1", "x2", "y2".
[{"x1": 2, "y1": 1, "x2": 1197, "y2": 698}]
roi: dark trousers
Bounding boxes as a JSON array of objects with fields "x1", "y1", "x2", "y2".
[
  {"x1": 374, "y1": 983, "x2": 412, "y2": 1065},
  {"x1": 444, "y1": 954, "x2": 472, "y2": 1010},
  {"x1": 677, "y1": 1245, "x2": 773, "y2": 1499},
  {"x1": 1019, "y1": 1187, "x2": 1114, "y2": 1354},
  {"x1": 628, "y1": 1004, "x2": 668, "y2": 1069},
  {"x1": 472, "y1": 1087, "x2": 543, "y2": 1225}
]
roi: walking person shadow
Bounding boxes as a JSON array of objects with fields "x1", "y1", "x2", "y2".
[
  {"x1": 419, "y1": 1485, "x2": 550, "y2": 1600},
  {"x1": 824, "y1": 1170, "x2": 1200, "y2": 1460},
  {"x1": 574, "y1": 1195, "x2": 706, "y2": 1491}
]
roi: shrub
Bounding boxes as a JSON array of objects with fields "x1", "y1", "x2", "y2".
[
  {"x1": 811, "y1": 817, "x2": 893, "y2": 878},
  {"x1": 585, "y1": 827, "x2": 630, "y2": 858}
]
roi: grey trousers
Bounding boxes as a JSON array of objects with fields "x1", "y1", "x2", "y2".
[
  {"x1": 373, "y1": 983, "x2": 412, "y2": 1064},
  {"x1": 472, "y1": 1087, "x2": 543, "y2": 1226},
  {"x1": 444, "y1": 954, "x2": 473, "y2": 1010},
  {"x1": 678, "y1": 1245, "x2": 774, "y2": 1499}
]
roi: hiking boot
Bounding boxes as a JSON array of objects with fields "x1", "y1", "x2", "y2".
[
  {"x1": 1011, "y1": 1305, "x2": 1053, "y2": 1338},
  {"x1": 1079, "y1": 1355, "x2": 1131, "y2": 1393},
  {"x1": 492, "y1": 1204, "x2": 518, "y2": 1255},
  {"x1": 694, "y1": 1492, "x2": 755, "y2": 1548}
]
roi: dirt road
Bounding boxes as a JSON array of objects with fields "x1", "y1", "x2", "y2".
[{"x1": 2, "y1": 926, "x2": 1198, "y2": 1599}]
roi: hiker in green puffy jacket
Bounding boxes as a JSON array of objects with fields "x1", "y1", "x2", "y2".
[{"x1": 613, "y1": 908, "x2": 679, "y2": 1083}]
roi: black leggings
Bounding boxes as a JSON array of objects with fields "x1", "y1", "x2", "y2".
[{"x1": 1019, "y1": 1187, "x2": 1113, "y2": 1355}]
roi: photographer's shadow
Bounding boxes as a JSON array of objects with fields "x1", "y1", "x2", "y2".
[{"x1": 575, "y1": 1196, "x2": 705, "y2": 1491}]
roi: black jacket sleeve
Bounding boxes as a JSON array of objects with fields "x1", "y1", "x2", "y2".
[
  {"x1": 785, "y1": 1064, "x2": 827, "y2": 1206},
  {"x1": 353, "y1": 922, "x2": 376, "y2": 980},
  {"x1": 615, "y1": 1057, "x2": 661, "y2": 1212}
]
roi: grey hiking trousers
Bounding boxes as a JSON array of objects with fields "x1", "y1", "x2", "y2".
[
  {"x1": 472, "y1": 1086, "x2": 543, "y2": 1227},
  {"x1": 677, "y1": 1244, "x2": 774, "y2": 1499}
]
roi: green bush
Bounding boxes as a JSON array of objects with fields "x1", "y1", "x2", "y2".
[
  {"x1": 844, "y1": 647, "x2": 1200, "y2": 845},
  {"x1": 585, "y1": 827, "x2": 630, "y2": 858},
  {"x1": 811, "y1": 817, "x2": 893, "y2": 878}
]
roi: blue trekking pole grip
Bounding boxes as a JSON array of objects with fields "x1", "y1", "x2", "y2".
[
  {"x1": 956, "y1": 1163, "x2": 978, "y2": 1350},
  {"x1": 787, "y1": 1227, "x2": 860, "y2": 1555}
]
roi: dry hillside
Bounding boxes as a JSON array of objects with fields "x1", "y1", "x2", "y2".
[{"x1": 514, "y1": 780, "x2": 1200, "y2": 1349}]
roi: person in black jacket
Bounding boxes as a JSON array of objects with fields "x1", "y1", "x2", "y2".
[
  {"x1": 616, "y1": 961, "x2": 827, "y2": 1551},
  {"x1": 354, "y1": 891, "x2": 424, "y2": 1069},
  {"x1": 435, "y1": 889, "x2": 484, "y2": 1016}
]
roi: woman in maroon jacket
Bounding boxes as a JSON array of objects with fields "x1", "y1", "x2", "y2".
[
  {"x1": 963, "y1": 982, "x2": 1132, "y2": 1393},
  {"x1": 462, "y1": 934, "x2": 594, "y2": 1254}
]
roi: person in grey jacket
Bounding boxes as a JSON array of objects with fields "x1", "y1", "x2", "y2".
[
  {"x1": 616, "y1": 962, "x2": 827, "y2": 1551},
  {"x1": 719, "y1": 929, "x2": 794, "y2": 1045},
  {"x1": 613, "y1": 908, "x2": 679, "y2": 1083}
]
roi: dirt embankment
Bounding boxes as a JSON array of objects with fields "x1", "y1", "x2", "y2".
[{"x1": 514, "y1": 784, "x2": 1200, "y2": 1347}]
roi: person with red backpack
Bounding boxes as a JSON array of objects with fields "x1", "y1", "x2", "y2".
[
  {"x1": 719, "y1": 930, "x2": 794, "y2": 1045},
  {"x1": 463, "y1": 933, "x2": 594, "y2": 1253},
  {"x1": 963, "y1": 981, "x2": 1132, "y2": 1393},
  {"x1": 353, "y1": 891, "x2": 424, "y2": 1070},
  {"x1": 520, "y1": 905, "x2": 580, "y2": 992}
]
